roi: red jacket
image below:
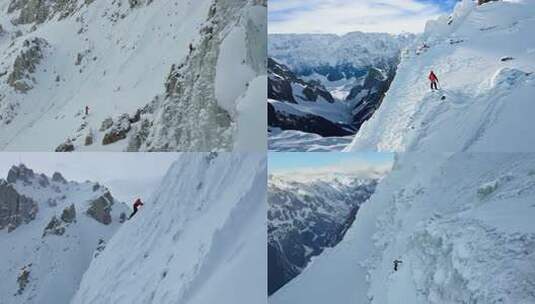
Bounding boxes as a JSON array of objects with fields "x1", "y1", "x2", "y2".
[
  {"x1": 133, "y1": 199, "x2": 143, "y2": 209},
  {"x1": 428, "y1": 71, "x2": 438, "y2": 82}
]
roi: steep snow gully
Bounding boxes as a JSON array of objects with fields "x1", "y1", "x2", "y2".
[
  {"x1": 347, "y1": 0, "x2": 535, "y2": 152},
  {"x1": 270, "y1": 153, "x2": 535, "y2": 304}
]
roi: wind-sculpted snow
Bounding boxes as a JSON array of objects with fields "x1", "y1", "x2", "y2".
[
  {"x1": 270, "y1": 153, "x2": 535, "y2": 304},
  {"x1": 346, "y1": 0, "x2": 535, "y2": 152},
  {"x1": 72, "y1": 153, "x2": 267, "y2": 304}
]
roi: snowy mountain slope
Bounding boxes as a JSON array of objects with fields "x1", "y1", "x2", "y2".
[
  {"x1": 0, "y1": 164, "x2": 128, "y2": 304},
  {"x1": 270, "y1": 152, "x2": 535, "y2": 304},
  {"x1": 347, "y1": 0, "x2": 535, "y2": 152},
  {"x1": 0, "y1": 0, "x2": 266, "y2": 152},
  {"x1": 72, "y1": 153, "x2": 267, "y2": 304},
  {"x1": 268, "y1": 174, "x2": 377, "y2": 295}
]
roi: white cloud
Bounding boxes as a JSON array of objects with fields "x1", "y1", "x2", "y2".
[
  {"x1": 269, "y1": 0, "x2": 444, "y2": 34},
  {"x1": 271, "y1": 158, "x2": 394, "y2": 180}
]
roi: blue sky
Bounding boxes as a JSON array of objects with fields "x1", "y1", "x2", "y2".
[
  {"x1": 269, "y1": 0, "x2": 458, "y2": 34},
  {"x1": 269, "y1": 152, "x2": 394, "y2": 175}
]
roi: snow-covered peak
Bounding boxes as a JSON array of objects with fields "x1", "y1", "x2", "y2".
[
  {"x1": 0, "y1": 164, "x2": 128, "y2": 304},
  {"x1": 269, "y1": 32, "x2": 415, "y2": 74}
]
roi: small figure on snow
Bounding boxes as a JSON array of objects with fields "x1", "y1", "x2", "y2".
[
  {"x1": 189, "y1": 43, "x2": 194, "y2": 54},
  {"x1": 428, "y1": 70, "x2": 439, "y2": 91},
  {"x1": 85, "y1": 105, "x2": 89, "y2": 116},
  {"x1": 129, "y1": 198, "x2": 144, "y2": 219},
  {"x1": 393, "y1": 259, "x2": 403, "y2": 271}
]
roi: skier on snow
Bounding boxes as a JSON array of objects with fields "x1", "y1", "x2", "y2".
[
  {"x1": 129, "y1": 198, "x2": 144, "y2": 219},
  {"x1": 393, "y1": 259, "x2": 403, "y2": 271},
  {"x1": 428, "y1": 70, "x2": 439, "y2": 91},
  {"x1": 85, "y1": 105, "x2": 89, "y2": 116}
]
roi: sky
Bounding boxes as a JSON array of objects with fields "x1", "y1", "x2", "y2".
[
  {"x1": 0, "y1": 153, "x2": 180, "y2": 202},
  {"x1": 269, "y1": 0, "x2": 458, "y2": 34},
  {"x1": 269, "y1": 152, "x2": 394, "y2": 178}
]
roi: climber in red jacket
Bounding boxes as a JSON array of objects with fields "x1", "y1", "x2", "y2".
[
  {"x1": 129, "y1": 198, "x2": 144, "y2": 219},
  {"x1": 428, "y1": 70, "x2": 439, "y2": 91}
]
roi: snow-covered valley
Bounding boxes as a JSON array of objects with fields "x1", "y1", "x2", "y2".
[
  {"x1": 0, "y1": 0, "x2": 266, "y2": 152},
  {"x1": 268, "y1": 32, "x2": 414, "y2": 151},
  {"x1": 268, "y1": 173, "x2": 378, "y2": 295}
]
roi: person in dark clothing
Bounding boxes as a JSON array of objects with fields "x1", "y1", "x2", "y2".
[
  {"x1": 189, "y1": 43, "x2": 194, "y2": 54},
  {"x1": 129, "y1": 198, "x2": 144, "y2": 219},
  {"x1": 393, "y1": 259, "x2": 403, "y2": 271},
  {"x1": 85, "y1": 105, "x2": 89, "y2": 115},
  {"x1": 429, "y1": 70, "x2": 439, "y2": 91}
]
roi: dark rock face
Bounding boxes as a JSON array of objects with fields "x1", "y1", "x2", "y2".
[
  {"x1": 268, "y1": 57, "x2": 334, "y2": 104},
  {"x1": 61, "y1": 204, "x2": 76, "y2": 223},
  {"x1": 17, "y1": 264, "x2": 31, "y2": 295},
  {"x1": 268, "y1": 103, "x2": 353, "y2": 137},
  {"x1": 346, "y1": 66, "x2": 397, "y2": 131},
  {"x1": 86, "y1": 191, "x2": 114, "y2": 225},
  {"x1": 102, "y1": 114, "x2": 131, "y2": 145},
  {"x1": 0, "y1": 180, "x2": 38, "y2": 232},
  {"x1": 52, "y1": 172, "x2": 67, "y2": 184},
  {"x1": 55, "y1": 140, "x2": 75, "y2": 152},
  {"x1": 7, "y1": 37, "x2": 48, "y2": 93},
  {"x1": 267, "y1": 177, "x2": 378, "y2": 295},
  {"x1": 7, "y1": 164, "x2": 35, "y2": 184},
  {"x1": 42, "y1": 215, "x2": 66, "y2": 237}
]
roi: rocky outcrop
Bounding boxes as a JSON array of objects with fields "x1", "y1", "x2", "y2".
[
  {"x1": 0, "y1": 180, "x2": 38, "y2": 232},
  {"x1": 7, "y1": 37, "x2": 48, "y2": 93},
  {"x1": 86, "y1": 191, "x2": 114, "y2": 225},
  {"x1": 42, "y1": 215, "x2": 66, "y2": 237},
  {"x1": 52, "y1": 172, "x2": 67, "y2": 184},
  {"x1": 61, "y1": 204, "x2": 76, "y2": 223},
  {"x1": 7, "y1": 164, "x2": 35, "y2": 184},
  {"x1": 16, "y1": 264, "x2": 31, "y2": 295},
  {"x1": 55, "y1": 139, "x2": 75, "y2": 152},
  {"x1": 268, "y1": 58, "x2": 334, "y2": 104},
  {"x1": 346, "y1": 67, "x2": 396, "y2": 131},
  {"x1": 102, "y1": 113, "x2": 131, "y2": 145},
  {"x1": 8, "y1": 0, "x2": 80, "y2": 25}
]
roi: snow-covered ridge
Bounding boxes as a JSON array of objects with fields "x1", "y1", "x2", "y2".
[
  {"x1": 270, "y1": 152, "x2": 535, "y2": 304},
  {"x1": 72, "y1": 153, "x2": 267, "y2": 304},
  {"x1": 0, "y1": 164, "x2": 128, "y2": 304},
  {"x1": 346, "y1": 0, "x2": 535, "y2": 152},
  {"x1": 269, "y1": 32, "x2": 415, "y2": 74}
]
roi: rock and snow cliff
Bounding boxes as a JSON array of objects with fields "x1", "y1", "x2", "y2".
[
  {"x1": 346, "y1": 0, "x2": 535, "y2": 152},
  {"x1": 0, "y1": 0, "x2": 266, "y2": 152},
  {"x1": 72, "y1": 153, "x2": 266, "y2": 304},
  {"x1": 270, "y1": 152, "x2": 535, "y2": 304},
  {"x1": 0, "y1": 164, "x2": 128, "y2": 304},
  {"x1": 268, "y1": 174, "x2": 377, "y2": 295}
]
